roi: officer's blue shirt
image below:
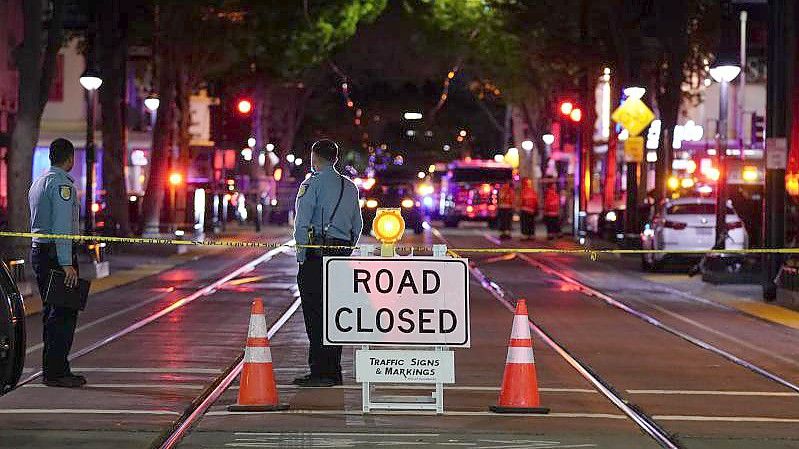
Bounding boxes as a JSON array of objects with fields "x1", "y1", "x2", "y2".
[
  {"x1": 29, "y1": 166, "x2": 80, "y2": 266},
  {"x1": 293, "y1": 165, "x2": 363, "y2": 263}
]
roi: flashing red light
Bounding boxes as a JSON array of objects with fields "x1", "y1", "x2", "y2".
[
  {"x1": 236, "y1": 99, "x2": 253, "y2": 115},
  {"x1": 570, "y1": 108, "x2": 583, "y2": 122},
  {"x1": 559, "y1": 101, "x2": 574, "y2": 115},
  {"x1": 168, "y1": 172, "x2": 183, "y2": 186}
]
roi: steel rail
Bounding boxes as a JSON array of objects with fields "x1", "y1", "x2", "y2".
[
  {"x1": 431, "y1": 228, "x2": 682, "y2": 449},
  {"x1": 517, "y1": 253, "x2": 799, "y2": 394},
  {"x1": 15, "y1": 240, "x2": 295, "y2": 387},
  {"x1": 152, "y1": 297, "x2": 302, "y2": 449}
]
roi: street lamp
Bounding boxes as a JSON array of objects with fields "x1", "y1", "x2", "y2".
[
  {"x1": 144, "y1": 95, "x2": 160, "y2": 112},
  {"x1": 709, "y1": 62, "x2": 741, "y2": 250},
  {"x1": 80, "y1": 67, "x2": 102, "y2": 235}
]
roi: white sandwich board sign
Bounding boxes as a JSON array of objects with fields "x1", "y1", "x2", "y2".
[{"x1": 323, "y1": 257, "x2": 470, "y2": 347}]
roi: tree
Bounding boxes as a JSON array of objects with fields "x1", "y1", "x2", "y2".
[
  {"x1": 6, "y1": 0, "x2": 65, "y2": 255},
  {"x1": 97, "y1": 0, "x2": 133, "y2": 235}
]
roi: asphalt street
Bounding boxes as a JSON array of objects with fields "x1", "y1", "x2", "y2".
[{"x1": 1, "y1": 224, "x2": 797, "y2": 449}]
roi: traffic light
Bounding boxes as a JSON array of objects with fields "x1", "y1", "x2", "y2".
[
  {"x1": 559, "y1": 101, "x2": 573, "y2": 115},
  {"x1": 569, "y1": 108, "x2": 582, "y2": 123},
  {"x1": 210, "y1": 96, "x2": 254, "y2": 148},
  {"x1": 236, "y1": 98, "x2": 253, "y2": 116},
  {"x1": 751, "y1": 113, "x2": 765, "y2": 145},
  {"x1": 169, "y1": 172, "x2": 183, "y2": 186}
]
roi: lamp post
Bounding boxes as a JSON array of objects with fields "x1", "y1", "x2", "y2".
[
  {"x1": 80, "y1": 68, "x2": 102, "y2": 235},
  {"x1": 622, "y1": 86, "x2": 646, "y2": 247},
  {"x1": 709, "y1": 64, "x2": 741, "y2": 250}
]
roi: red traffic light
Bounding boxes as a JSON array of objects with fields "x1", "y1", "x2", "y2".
[
  {"x1": 236, "y1": 99, "x2": 253, "y2": 115},
  {"x1": 569, "y1": 108, "x2": 582, "y2": 122},
  {"x1": 559, "y1": 101, "x2": 574, "y2": 115}
]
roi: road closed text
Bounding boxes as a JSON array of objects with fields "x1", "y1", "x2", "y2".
[{"x1": 324, "y1": 258, "x2": 470, "y2": 346}]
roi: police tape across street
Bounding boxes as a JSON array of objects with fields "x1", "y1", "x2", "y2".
[{"x1": 2, "y1": 231, "x2": 799, "y2": 258}]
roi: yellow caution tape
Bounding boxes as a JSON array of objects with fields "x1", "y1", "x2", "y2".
[{"x1": 1, "y1": 231, "x2": 798, "y2": 257}]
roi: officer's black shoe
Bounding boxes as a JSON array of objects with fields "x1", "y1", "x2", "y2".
[
  {"x1": 296, "y1": 377, "x2": 338, "y2": 387},
  {"x1": 292, "y1": 373, "x2": 312, "y2": 385},
  {"x1": 43, "y1": 376, "x2": 84, "y2": 388},
  {"x1": 66, "y1": 373, "x2": 87, "y2": 386}
]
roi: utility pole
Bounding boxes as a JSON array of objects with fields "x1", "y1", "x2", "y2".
[{"x1": 763, "y1": 0, "x2": 793, "y2": 301}]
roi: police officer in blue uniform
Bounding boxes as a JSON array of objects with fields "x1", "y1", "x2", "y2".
[
  {"x1": 29, "y1": 138, "x2": 85, "y2": 388},
  {"x1": 293, "y1": 139, "x2": 362, "y2": 387}
]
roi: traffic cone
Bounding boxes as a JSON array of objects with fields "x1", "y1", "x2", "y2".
[
  {"x1": 228, "y1": 298, "x2": 288, "y2": 411},
  {"x1": 490, "y1": 299, "x2": 549, "y2": 413}
]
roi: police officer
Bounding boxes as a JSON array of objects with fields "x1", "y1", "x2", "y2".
[
  {"x1": 29, "y1": 138, "x2": 85, "y2": 388},
  {"x1": 293, "y1": 139, "x2": 362, "y2": 387}
]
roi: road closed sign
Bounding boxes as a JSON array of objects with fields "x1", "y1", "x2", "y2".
[{"x1": 323, "y1": 257, "x2": 470, "y2": 347}]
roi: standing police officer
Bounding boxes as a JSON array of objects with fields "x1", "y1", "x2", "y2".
[
  {"x1": 29, "y1": 138, "x2": 85, "y2": 388},
  {"x1": 293, "y1": 139, "x2": 362, "y2": 387}
]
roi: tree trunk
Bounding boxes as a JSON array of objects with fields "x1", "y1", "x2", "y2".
[
  {"x1": 98, "y1": 0, "x2": 130, "y2": 235},
  {"x1": 141, "y1": 47, "x2": 176, "y2": 235},
  {"x1": 6, "y1": 0, "x2": 64, "y2": 257}
]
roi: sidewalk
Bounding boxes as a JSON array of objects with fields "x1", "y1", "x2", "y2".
[{"x1": 18, "y1": 224, "x2": 292, "y2": 316}]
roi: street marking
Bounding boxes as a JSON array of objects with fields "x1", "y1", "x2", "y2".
[
  {"x1": 22, "y1": 367, "x2": 222, "y2": 374},
  {"x1": 655, "y1": 415, "x2": 799, "y2": 423},
  {"x1": 25, "y1": 288, "x2": 178, "y2": 354},
  {"x1": 227, "y1": 434, "x2": 597, "y2": 449},
  {"x1": 628, "y1": 389, "x2": 799, "y2": 397},
  {"x1": 23, "y1": 383, "x2": 205, "y2": 389},
  {"x1": 207, "y1": 410, "x2": 627, "y2": 419},
  {"x1": 0, "y1": 409, "x2": 180, "y2": 415},
  {"x1": 19, "y1": 383, "x2": 594, "y2": 394},
  {"x1": 16, "y1": 242, "x2": 294, "y2": 387}
]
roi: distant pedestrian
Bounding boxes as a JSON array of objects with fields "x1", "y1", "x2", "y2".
[
  {"x1": 29, "y1": 138, "x2": 86, "y2": 388},
  {"x1": 543, "y1": 184, "x2": 560, "y2": 240},
  {"x1": 293, "y1": 139, "x2": 363, "y2": 387},
  {"x1": 519, "y1": 177, "x2": 538, "y2": 240},
  {"x1": 497, "y1": 182, "x2": 515, "y2": 240}
]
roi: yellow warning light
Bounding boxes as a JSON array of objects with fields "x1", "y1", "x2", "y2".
[
  {"x1": 667, "y1": 176, "x2": 680, "y2": 190},
  {"x1": 372, "y1": 208, "x2": 405, "y2": 244}
]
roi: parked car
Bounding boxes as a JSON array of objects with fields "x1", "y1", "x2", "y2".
[{"x1": 640, "y1": 196, "x2": 748, "y2": 271}]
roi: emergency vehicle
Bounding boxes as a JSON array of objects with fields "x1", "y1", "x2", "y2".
[{"x1": 439, "y1": 159, "x2": 513, "y2": 228}]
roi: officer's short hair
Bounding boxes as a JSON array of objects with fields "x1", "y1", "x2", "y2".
[
  {"x1": 311, "y1": 139, "x2": 338, "y2": 163},
  {"x1": 49, "y1": 138, "x2": 75, "y2": 165}
]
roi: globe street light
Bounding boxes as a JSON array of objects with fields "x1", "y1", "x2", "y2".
[
  {"x1": 80, "y1": 67, "x2": 102, "y2": 234},
  {"x1": 709, "y1": 62, "x2": 741, "y2": 250},
  {"x1": 144, "y1": 96, "x2": 160, "y2": 112}
]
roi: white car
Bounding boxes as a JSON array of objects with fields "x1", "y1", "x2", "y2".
[{"x1": 640, "y1": 197, "x2": 748, "y2": 270}]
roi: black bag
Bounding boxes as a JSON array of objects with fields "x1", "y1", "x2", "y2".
[
  {"x1": 312, "y1": 176, "x2": 353, "y2": 257},
  {"x1": 45, "y1": 270, "x2": 90, "y2": 311}
]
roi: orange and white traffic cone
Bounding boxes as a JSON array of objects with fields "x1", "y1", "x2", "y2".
[
  {"x1": 228, "y1": 298, "x2": 288, "y2": 411},
  {"x1": 490, "y1": 299, "x2": 549, "y2": 413}
]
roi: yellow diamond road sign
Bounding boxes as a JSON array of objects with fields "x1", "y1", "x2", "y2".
[{"x1": 611, "y1": 98, "x2": 655, "y2": 137}]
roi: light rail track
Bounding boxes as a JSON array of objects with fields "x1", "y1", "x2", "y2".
[
  {"x1": 434, "y1": 226, "x2": 799, "y2": 448},
  {"x1": 150, "y1": 297, "x2": 302, "y2": 449},
  {"x1": 431, "y1": 227, "x2": 682, "y2": 448},
  {"x1": 14, "y1": 240, "x2": 294, "y2": 388},
  {"x1": 516, "y1": 252, "x2": 799, "y2": 394}
]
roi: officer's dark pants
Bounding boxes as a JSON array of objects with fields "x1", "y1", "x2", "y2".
[
  {"x1": 297, "y1": 255, "x2": 342, "y2": 380},
  {"x1": 520, "y1": 211, "x2": 536, "y2": 237},
  {"x1": 31, "y1": 244, "x2": 79, "y2": 380},
  {"x1": 497, "y1": 208, "x2": 513, "y2": 234}
]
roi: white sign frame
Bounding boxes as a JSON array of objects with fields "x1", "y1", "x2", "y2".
[{"x1": 323, "y1": 257, "x2": 470, "y2": 347}]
